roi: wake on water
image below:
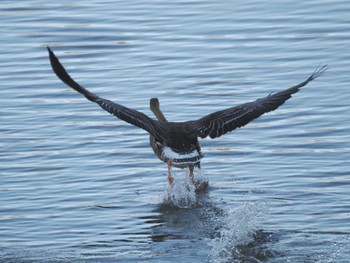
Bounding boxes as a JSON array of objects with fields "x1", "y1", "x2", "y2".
[
  {"x1": 160, "y1": 171, "x2": 268, "y2": 262},
  {"x1": 158, "y1": 172, "x2": 349, "y2": 263}
]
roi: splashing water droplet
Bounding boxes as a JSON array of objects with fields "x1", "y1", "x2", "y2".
[
  {"x1": 161, "y1": 170, "x2": 209, "y2": 208},
  {"x1": 163, "y1": 176, "x2": 197, "y2": 208},
  {"x1": 208, "y1": 202, "x2": 268, "y2": 263}
]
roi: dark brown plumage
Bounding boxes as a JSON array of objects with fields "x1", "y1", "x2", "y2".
[{"x1": 47, "y1": 47, "x2": 327, "y2": 186}]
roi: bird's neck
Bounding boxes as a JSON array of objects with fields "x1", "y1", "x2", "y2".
[
  {"x1": 150, "y1": 98, "x2": 168, "y2": 123},
  {"x1": 152, "y1": 106, "x2": 167, "y2": 123}
]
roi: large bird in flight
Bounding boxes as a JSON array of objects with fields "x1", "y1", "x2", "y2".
[{"x1": 47, "y1": 47, "x2": 327, "y2": 187}]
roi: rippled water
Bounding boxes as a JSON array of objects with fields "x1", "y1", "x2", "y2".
[{"x1": 1, "y1": 1, "x2": 349, "y2": 262}]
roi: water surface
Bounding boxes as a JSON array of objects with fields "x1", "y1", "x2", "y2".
[{"x1": 1, "y1": 1, "x2": 349, "y2": 262}]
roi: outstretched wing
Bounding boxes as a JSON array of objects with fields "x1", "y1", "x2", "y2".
[
  {"x1": 185, "y1": 65, "x2": 327, "y2": 139},
  {"x1": 47, "y1": 47, "x2": 165, "y2": 140}
]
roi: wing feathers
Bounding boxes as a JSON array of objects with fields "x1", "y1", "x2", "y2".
[
  {"x1": 47, "y1": 47, "x2": 164, "y2": 139},
  {"x1": 48, "y1": 46, "x2": 327, "y2": 142},
  {"x1": 186, "y1": 65, "x2": 327, "y2": 139}
]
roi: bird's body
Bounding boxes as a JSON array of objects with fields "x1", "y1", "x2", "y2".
[
  {"x1": 150, "y1": 127, "x2": 203, "y2": 168},
  {"x1": 47, "y1": 47, "x2": 327, "y2": 186}
]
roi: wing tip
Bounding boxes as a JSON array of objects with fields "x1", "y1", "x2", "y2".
[
  {"x1": 309, "y1": 64, "x2": 328, "y2": 81},
  {"x1": 47, "y1": 46, "x2": 60, "y2": 73},
  {"x1": 47, "y1": 46, "x2": 55, "y2": 61}
]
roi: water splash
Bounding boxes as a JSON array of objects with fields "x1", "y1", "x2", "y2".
[
  {"x1": 208, "y1": 202, "x2": 268, "y2": 263},
  {"x1": 162, "y1": 171, "x2": 208, "y2": 209},
  {"x1": 163, "y1": 176, "x2": 197, "y2": 208},
  {"x1": 314, "y1": 236, "x2": 350, "y2": 263}
]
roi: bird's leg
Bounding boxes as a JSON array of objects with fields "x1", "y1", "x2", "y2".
[
  {"x1": 189, "y1": 165, "x2": 195, "y2": 184},
  {"x1": 167, "y1": 160, "x2": 174, "y2": 186}
]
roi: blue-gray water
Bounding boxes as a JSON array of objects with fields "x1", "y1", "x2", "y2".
[{"x1": 1, "y1": 1, "x2": 349, "y2": 262}]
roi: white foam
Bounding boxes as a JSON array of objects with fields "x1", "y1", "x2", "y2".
[
  {"x1": 162, "y1": 169, "x2": 209, "y2": 208},
  {"x1": 163, "y1": 175, "x2": 197, "y2": 208},
  {"x1": 208, "y1": 202, "x2": 268, "y2": 263}
]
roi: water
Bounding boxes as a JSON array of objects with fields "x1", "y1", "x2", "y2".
[{"x1": 1, "y1": 0, "x2": 349, "y2": 262}]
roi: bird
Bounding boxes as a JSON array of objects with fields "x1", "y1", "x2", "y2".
[{"x1": 47, "y1": 47, "x2": 327, "y2": 187}]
